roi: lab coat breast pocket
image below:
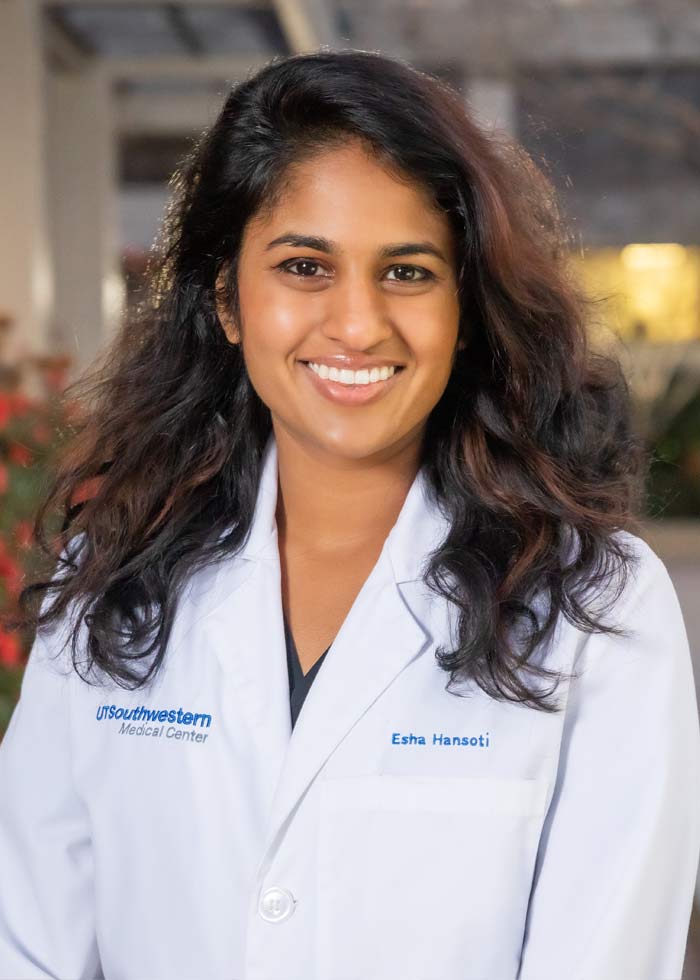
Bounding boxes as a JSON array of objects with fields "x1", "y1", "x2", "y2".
[{"x1": 316, "y1": 774, "x2": 548, "y2": 980}]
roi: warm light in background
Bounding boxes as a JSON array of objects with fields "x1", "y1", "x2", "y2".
[
  {"x1": 102, "y1": 269, "x2": 126, "y2": 338},
  {"x1": 621, "y1": 243, "x2": 688, "y2": 270},
  {"x1": 571, "y1": 244, "x2": 700, "y2": 344}
]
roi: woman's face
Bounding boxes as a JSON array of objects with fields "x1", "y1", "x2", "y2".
[{"x1": 218, "y1": 139, "x2": 462, "y2": 464}]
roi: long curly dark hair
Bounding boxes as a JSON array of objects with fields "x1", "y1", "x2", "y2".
[{"x1": 13, "y1": 49, "x2": 649, "y2": 712}]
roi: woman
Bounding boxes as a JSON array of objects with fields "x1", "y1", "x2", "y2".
[{"x1": 0, "y1": 49, "x2": 698, "y2": 980}]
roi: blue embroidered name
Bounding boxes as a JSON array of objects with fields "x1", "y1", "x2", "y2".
[{"x1": 391, "y1": 731, "x2": 490, "y2": 747}]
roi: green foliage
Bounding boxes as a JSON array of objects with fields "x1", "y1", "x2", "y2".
[
  {"x1": 0, "y1": 666, "x2": 21, "y2": 735},
  {"x1": 646, "y1": 366, "x2": 700, "y2": 518}
]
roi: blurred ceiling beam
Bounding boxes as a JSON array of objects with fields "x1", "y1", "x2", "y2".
[
  {"x1": 44, "y1": 0, "x2": 381, "y2": 63},
  {"x1": 44, "y1": 0, "x2": 257, "y2": 5},
  {"x1": 43, "y1": 14, "x2": 92, "y2": 72},
  {"x1": 42, "y1": 2, "x2": 700, "y2": 74},
  {"x1": 163, "y1": 3, "x2": 207, "y2": 55},
  {"x1": 421, "y1": 8, "x2": 700, "y2": 70},
  {"x1": 116, "y1": 89, "x2": 224, "y2": 135},
  {"x1": 272, "y1": 0, "x2": 341, "y2": 52},
  {"x1": 348, "y1": 3, "x2": 700, "y2": 71},
  {"x1": 104, "y1": 53, "x2": 270, "y2": 82}
]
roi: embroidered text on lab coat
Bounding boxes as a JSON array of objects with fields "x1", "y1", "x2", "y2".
[
  {"x1": 95, "y1": 703, "x2": 213, "y2": 727},
  {"x1": 391, "y1": 731, "x2": 490, "y2": 746}
]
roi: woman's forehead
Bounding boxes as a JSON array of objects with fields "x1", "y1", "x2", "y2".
[{"x1": 245, "y1": 146, "x2": 455, "y2": 257}]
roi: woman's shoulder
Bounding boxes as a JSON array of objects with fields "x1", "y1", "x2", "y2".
[
  {"x1": 568, "y1": 527, "x2": 690, "y2": 682},
  {"x1": 562, "y1": 525, "x2": 673, "y2": 622},
  {"x1": 609, "y1": 526, "x2": 672, "y2": 602}
]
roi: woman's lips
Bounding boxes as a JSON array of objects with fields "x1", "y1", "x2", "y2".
[{"x1": 298, "y1": 361, "x2": 405, "y2": 406}]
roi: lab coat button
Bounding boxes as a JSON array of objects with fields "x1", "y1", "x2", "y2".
[{"x1": 258, "y1": 886, "x2": 297, "y2": 922}]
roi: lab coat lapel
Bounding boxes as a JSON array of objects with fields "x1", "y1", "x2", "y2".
[
  {"x1": 262, "y1": 572, "x2": 432, "y2": 857},
  {"x1": 203, "y1": 434, "x2": 292, "y2": 816},
  {"x1": 256, "y1": 433, "x2": 452, "y2": 859}
]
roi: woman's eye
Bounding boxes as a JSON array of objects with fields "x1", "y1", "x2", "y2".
[
  {"x1": 385, "y1": 265, "x2": 434, "y2": 283},
  {"x1": 276, "y1": 259, "x2": 435, "y2": 282},
  {"x1": 278, "y1": 258, "x2": 327, "y2": 278}
]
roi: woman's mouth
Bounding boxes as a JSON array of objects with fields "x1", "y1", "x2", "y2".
[{"x1": 298, "y1": 360, "x2": 406, "y2": 406}]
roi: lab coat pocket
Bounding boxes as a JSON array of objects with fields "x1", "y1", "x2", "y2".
[{"x1": 316, "y1": 774, "x2": 548, "y2": 980}]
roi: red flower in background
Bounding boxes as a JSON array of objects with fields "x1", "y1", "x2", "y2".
[
  {"x1": 0, "y1": 324, "x2": 76, "y2": 738},
  {"x1": 10, "y1": 392, "x2": 36, "y2": 416},
  {"x1": 0, "y1": 629, "x2": 21, "y2": 668},
  {"x1": 31, "y1": 422, "x2": 52, "y2": 445},
  {"x1": 0, "y1": 547, "x2": 23, "y2": 601},
  {"x1": 8, "y1": 443, "x2": 32, "y2": 467},
  {"x1": 0, "y1": 392, "x2": 36, "y2": 428},
  {"x1": 0, "y1": 394, "x2": 10, "y2": 430}
]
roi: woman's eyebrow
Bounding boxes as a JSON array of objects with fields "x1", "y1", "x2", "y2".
[{"x1": 264, "y1": 232, "x2": 449, "y2": 264}]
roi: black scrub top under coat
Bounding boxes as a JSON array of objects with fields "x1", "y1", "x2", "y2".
[{"x1": 283, "y1": 612, "x2": 332, "y2": 729}]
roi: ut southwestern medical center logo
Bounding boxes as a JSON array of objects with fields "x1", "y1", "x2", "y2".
[{"x1": 96, "y1": 704, "x2": 213, "y2": 744}]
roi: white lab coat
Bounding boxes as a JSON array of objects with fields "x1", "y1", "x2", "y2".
[{"x1": 1, "y1": 430, "x2": 699, "y2": 980}]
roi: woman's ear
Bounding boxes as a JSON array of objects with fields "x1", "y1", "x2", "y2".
[{"x1": 215, "y1": 272, "x2": 240, "y2": 345}]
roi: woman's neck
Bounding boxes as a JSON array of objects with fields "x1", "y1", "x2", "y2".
[{"x1": 273, "y1": 427, "x2": 422, "y2": 557}]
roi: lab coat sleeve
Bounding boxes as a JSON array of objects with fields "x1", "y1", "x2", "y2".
[
  {"x1": 0, "y1": 591, "x2": 101, "y2": 978},
  {"x1": 517, "y1": 541, "x2": 700, "y2": 980}
]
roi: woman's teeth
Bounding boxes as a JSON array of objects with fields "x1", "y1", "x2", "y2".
[{"x1": 307, "y1": 363, "x2": 399, "y2": 385}]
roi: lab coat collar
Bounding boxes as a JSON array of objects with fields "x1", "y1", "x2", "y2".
[{"x1": 205, "y1": 430, "x2": 453, "y2": 871}]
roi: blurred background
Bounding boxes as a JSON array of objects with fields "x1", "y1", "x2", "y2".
[{"x1": 1, "y1": 0, "x2": 699, "y2": 973}]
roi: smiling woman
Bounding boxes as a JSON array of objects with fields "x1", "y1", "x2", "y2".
[
  {"x1": 214, "y1": 138, "x2": 461, "y2": 450},
  {"x1": 10, "y1": 50, "x2": 645, "y2": 701},
  {"x1": 0, "y1": 48, "x2": 698, "y2": 980}
]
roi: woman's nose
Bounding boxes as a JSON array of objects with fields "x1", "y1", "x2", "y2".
[{"x1": 320, "y1": 272, "x2": 394, "y2": 348}]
